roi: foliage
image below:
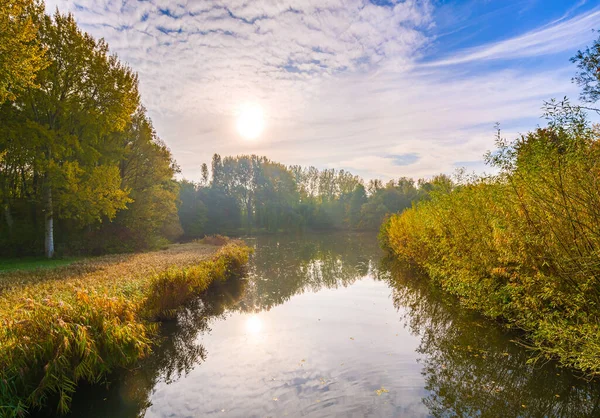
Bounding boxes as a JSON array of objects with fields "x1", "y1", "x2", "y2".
[
  {"x1": 0, "y1": 0, "x2": 47, "y2": 103},
  {"x1": 383, "y1": 261, "x2": 600, "y2": 418},
  {"x1": 0, "y1": 241, "x2": 252, "y2": 416},
  {"x1": 381, "y1": 116, "x2": 600, "y2": 376},
  {"x1": 572, "y1": 31, "x2": 600, "y2": 104},
  {"x1": 178, "y1": 155, "x2": 426, "y2": 237},
  {"x1": 0, "y1": 12, "x2": 180, "y2": 257}
]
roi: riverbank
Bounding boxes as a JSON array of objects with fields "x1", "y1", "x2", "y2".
[
  {"x1": 0, "y1": 239, "x2": 252, "y2": 417},
  {"x1": 379, "y1": 151, "x2": 600, "y2": 379}
]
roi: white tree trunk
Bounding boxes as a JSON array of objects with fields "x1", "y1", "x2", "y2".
[
  {"x1": 3, "y1": 204, "x2": 13, "y2": 231},
  {"x1": 45, "y1": 186, "x2": 54, "y2": 259}
]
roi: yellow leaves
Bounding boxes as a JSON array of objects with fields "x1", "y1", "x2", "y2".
[
  {"x1": 52, "y1": 164, "x2": 132, "y2": 225},
  {"x1": 0, "y1": 0, "x2": 47, "y2": 103},
  {"x1": 375, "y1": 386, "x2": 389, "y2": 396}
]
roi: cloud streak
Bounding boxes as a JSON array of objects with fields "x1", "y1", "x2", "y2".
[{"x1": 426, "y1": 6, "x2": 600, "y2": 67}]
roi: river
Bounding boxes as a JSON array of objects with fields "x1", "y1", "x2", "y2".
[{"x1": 66, "y1": 232, "x2": 600, "y2": 417}]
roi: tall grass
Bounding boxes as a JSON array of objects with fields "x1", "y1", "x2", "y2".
[
  {"x1": 0, "y1": 241, "x2": 251, "y2": 416},
  {"x1": 381, "y1": 124, "x2": 600, "y2": 377}
]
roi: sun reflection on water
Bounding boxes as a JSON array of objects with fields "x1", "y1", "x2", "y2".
[{"x1": 245, "y1": 315, "x2": 263, "y2": 334}]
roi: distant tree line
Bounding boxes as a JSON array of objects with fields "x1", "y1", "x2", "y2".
[{"x1": 177, "y1": 154, "x2": 450, "y2": 238}]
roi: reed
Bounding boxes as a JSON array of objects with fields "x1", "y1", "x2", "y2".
[{"x1": 0, "y1": 240, "x2": 252, "y2": 416}]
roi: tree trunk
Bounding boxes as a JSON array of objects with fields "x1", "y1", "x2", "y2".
[
  {"x1": 246, "y1": 200, "x2": 252, "y2": 233},
  {"x1": 44, "y1": 185, "x2": 54, "y2": 259},
  {"x1": 3, "y1": 204, "x2": 13, "y2": 231}
]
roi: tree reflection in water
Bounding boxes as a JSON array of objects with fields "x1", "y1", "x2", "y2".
[
  {"x1": 382, "y1": 260, "x2": 600, "y2": 418},
  {"x1": 236, "y1": 232, "x2": 377, "y2": 312},
  {"x1": 65, "y1": 277, "x2": 248, "y2": 418},
  {"x1": 64, "y1": 233, "x2": 600, "y2": 418}
]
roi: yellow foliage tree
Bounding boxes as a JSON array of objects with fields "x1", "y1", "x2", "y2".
[{"x1": 0, "y1": 0, "x2": 47, "y2": 102}]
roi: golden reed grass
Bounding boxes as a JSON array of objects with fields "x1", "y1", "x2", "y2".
[{"x1": 0, "y1": 240, "x2": 252, "y2": 416}]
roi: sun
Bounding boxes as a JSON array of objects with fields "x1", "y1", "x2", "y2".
[{"x1": 236, "y1": 103, "x2": 265, "y2": 140}]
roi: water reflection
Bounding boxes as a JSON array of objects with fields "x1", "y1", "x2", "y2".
[
  {"x1": 382, "y1": 261, "x2": 600, "y2": 418},
  {"x1": 237, "y1": 232, "x2": 376, "y2": 312},
  {"x1": 63, "y1": 232, "x2": 600, "y2": 417},
  {"x1": 66, "y1": 277, "x2": 247, "y2": 418}
]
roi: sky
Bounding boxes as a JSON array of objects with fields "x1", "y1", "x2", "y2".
[{"x1": 44, "y1": 0, "x2": 600, "y2": 181}]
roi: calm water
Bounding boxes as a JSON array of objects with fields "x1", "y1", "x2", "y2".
[{"x1": 66, "y1": 232, "x2": 600, "y2": 417}]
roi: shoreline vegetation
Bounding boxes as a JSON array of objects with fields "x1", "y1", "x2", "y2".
[
  {"x1": 380, "y1": 120, "x2": 600, "y2": 378},
  {"x1": 0, "y1": 239, "x2": 252, "y2": 417},
  {"x1": 379, "y1": 32, "x2": 600, "y2": 380}
]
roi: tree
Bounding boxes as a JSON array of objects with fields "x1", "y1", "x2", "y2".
[
  {"x1": 0, "y1": 12, "x2": 139, "y2": 257},
  {"x1": 114, "y1": 108, "x2": 182, "y2": 248},
  {"x1": 571, "y1": 32, "x2": 600, "y2": 104},
  {"x1": 178, "y1": 180, "x2": 207, "y2": 238},
  {"x1": 201, "y1": 163, "x2": 209, "y2": 186},
  {"x1": 348, "y1": 184, "x2": 367, "y2": 227},
  {"x1": 0, "y1": 0, "x2": 47, "y2": 103}
]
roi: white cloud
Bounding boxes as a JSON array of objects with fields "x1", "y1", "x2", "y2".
[{"x1": 43, "y1": 0, "x2": 593, "y2": 181}]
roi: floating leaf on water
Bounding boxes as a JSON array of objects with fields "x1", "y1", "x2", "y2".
[{"x1": 375, "y1": 386, "x2": 389, "y2": 396}]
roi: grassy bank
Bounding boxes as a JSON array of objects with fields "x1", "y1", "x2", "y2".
[
  {"x1": 0, "y1": 258, "x2": 82, "y2": 273},
  {"x1": 0, "y1": 240, "x2": 252, "y2": 417},
  {"x1": 380, "y1": 125, "x2": 600, "y2": 378}
]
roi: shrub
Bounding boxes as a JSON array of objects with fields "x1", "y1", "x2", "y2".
[{"x1": 381, "y1": 123, "x2": 600, "y2": 377}]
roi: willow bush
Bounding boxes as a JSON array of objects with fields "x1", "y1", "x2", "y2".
[
  {"x1": 381, "y1": 119, "x2": 600, "y2": 377},
  {"x1": 0, "y1": 241, "x2": 252, "y2": 416}
]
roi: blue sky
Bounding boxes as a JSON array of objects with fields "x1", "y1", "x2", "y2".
[{"x1": 45, "y1": 0, "x2": 600, "y2": 180}]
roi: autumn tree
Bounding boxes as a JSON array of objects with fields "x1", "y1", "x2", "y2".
[
  {"x1": 0, "y1": 12, "x2": 139, "y2": 257},
  {"x1": 0, "y1": 0, "x2": 47, "y2": 103}
]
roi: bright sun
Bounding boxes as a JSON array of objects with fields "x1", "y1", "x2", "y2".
[
  {"x1": 245, "y1": 315, "x2": 263, "y2": 334},
  {"x1": 236, "y1": 103, "x2": 265, "y2": 140}
]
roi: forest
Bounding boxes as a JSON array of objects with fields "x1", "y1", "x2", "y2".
[
  {"x1": 177, "y1": 155, "x2": 450, "y2": 238},
  {"x1": 3, "y1": 0, "x2": 600, "y2": 416}
]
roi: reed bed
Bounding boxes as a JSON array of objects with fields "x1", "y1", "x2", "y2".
[{"x1": 0, "y1": 240, "x2": 252, "y2": 417}]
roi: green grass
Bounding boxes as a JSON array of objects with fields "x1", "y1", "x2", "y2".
[{"x1": 0, "y1": 257, "x2": 81, "y2": 272}]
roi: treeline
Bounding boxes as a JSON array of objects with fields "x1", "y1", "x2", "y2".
[
  {"x1": 178, "y1": 154, "x2": 450, "y2": 238},
  {"x1": 0, "y1": 5, "x2": 181, "y2": 257},
  {"x1": 0, "y1": 2, "x2": 448, "y2": 258},
  {"x1": 0, "y1": 3, "x2": 440, "y2": 258},
  {"x1": 381, "y1": 36, "x2": 600, "y2": 376}
]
